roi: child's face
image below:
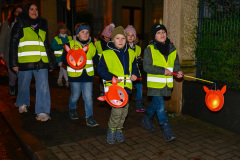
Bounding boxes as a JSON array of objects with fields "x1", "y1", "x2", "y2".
[
  {"x1": 113, "y1": 34, "x2": 126, "y2": 49},
  {"x1": 155, "y1": 30, "x2": 167, "y2": 43},
  {"x1": 127, "y1": 32, "x2": 135, "y2": 44},
  {"x1": 77, "y1": 29, "x2": 90, "y2": 41},
  {"x1": 59, "y1": 28, "x2": 67, "y2": 34},
  {"x1": 103, "y1": 36, "x2": 110, "y2": 42}
]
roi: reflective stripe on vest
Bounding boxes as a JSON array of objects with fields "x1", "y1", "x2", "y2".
[
  {"x1": 147, "y1": 45, "x2": 177, "y2": 89},
  {"x1": 102, "y1": 49, "x2": 135, "y2": 91},
  {"x1": 67, "y1": 40, "x2": 96, "y2": 77},
  {"x1": 54, "y1": 36, "x2": 72, "y2": 57},
  {"x1": 95, "y1": 40, "x2": 103, "y2": 57},
  {"x1": 18, "y1": 27, "x2": 48, "y2": 63}
]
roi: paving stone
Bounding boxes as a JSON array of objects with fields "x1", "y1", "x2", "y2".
[
  {"x1": 202, "y1": 148, "x2": 219, "y2": 157},
  {"x1": 142, "y1": 150, "x2": 159, "y2": 159},
  {"x1": 186, "y1": 151, "x2": 203, "y2": 158},
  {"x1": 216, "y1": 153, "x2": 235, "y2": 160},
  {"x1": 54, "y1": 152, "x2": 69, "y2": 160},
  {"x1": 108, "y1": 154, "x2": 123, "y2": 160}
]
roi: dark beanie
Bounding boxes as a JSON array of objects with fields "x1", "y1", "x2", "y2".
[
  {"x1": 151, "y1": 24, "x2": 167, "y2": 40},
  {"x1": 111, "y1": 26, "x2": 127, "y2": 40}
]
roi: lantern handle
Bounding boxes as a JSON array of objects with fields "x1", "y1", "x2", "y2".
[{"x1": 171, "y1": 72, "x2": 215, "y2": 84}]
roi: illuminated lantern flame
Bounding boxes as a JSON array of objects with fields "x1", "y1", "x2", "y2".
[
  {"x1": 97, "y1": 77, "x2": 128, "y2": 108},
  {"x1": 203, "y1": 85, "x2": 226, "y2": 111},
  {"x1": 65, "y1": 44, "x2": 87, "y2": 70}
]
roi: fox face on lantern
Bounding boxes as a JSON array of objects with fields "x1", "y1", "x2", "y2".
[
  {"x1": 203, "y1": 85, "x2": 226, "y2": 112},
  {"x1": 65, "y1": 44, "x2": 87, "y2": 70},
  {"x1": 97, "y1": 77, "x2": 128, "y2": 108}
]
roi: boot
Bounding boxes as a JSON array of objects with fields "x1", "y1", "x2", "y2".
[
  {"x1": 161, "y1": 122, "x2": 176, "y2": 142},
  {"x1": 136, "y1": 100, "x2": 146, "y2": 113},
  {"x1": 115, "y1": 128, "x2": 125, "y2": 143},
  {"x1": 107, "y1": 128, "x2": 116, "y2": 144},
  {"x1": 141, "y1": 113, "x2": 155, "y2": 132}
]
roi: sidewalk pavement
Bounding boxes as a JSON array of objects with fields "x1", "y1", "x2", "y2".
[{"x1": 0, "y1": 70, "x2": 240, "y2": 160}]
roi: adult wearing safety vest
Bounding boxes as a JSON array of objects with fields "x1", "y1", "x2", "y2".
[
  {"x1": 98, "y1": 26, "x2": 140, "y2": 144},
  {"x1": 141, "y1": 24, "x2": 183, "y2": 142},
  {"x1": 9, "y1": 3, "x2": 55, "y2": 122},
  {"x1": 51, "y1": 22, "x2": 72, "y2": 87},
  {"x1": 94, "y1": 23, "x2": 115, "y2": 96},
  {"x1": 61, "y1": 23, "x2": 99, "y2": 127}
]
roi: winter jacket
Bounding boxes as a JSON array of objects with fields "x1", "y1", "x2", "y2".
[
  {"x1": 9, "y1": 14, "x2": 54, "y2": 71},
  {"x1": 0, "y1": 21, "x2": 13, "y2": 64},
  {"x1": 61, "y1": 36, "x2": 99, "y2": 82},
  {"x1": 98, "y1": 41, "x2": 140, "y2": 94},
  {"x1": 143, "y1": 41, "x2": 181, "y2": 97}
]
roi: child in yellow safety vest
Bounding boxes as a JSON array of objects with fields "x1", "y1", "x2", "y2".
[
  {"x1": 51, "y1": 22, "x2": 72, "y2": 87},
  {"x1": 98, "y1": 26, "x2": 140, "y2": 144},
  {"x1": 125, "y1": 25, "x2": 146, "y2": 113},
  {"x1": 142, "y1": 24, "x2": 183, "y2": 142}
]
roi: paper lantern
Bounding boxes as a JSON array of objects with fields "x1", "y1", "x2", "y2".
[
  {"x1": 203, "y1": 85, "x2": 226, "y2": 111},
  {"x1": 97, "y1": 77, "x2": 128, "y2": 108},
  {"x1": 65, "y1": 44, "x2": 87, "y2": 70}
]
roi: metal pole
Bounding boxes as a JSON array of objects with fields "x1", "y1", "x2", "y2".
[{"x1": 71, "y1": 0, "x2": 76, "y2": 36}]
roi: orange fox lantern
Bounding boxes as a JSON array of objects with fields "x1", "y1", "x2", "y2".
[
  {"x1": 203, "y1": 85, "x2": 226, "y2": 111},
  {"x1": 97, "y1": 77, "x2": 128, "y2": 108},
  {"x1": 65, "y1": 44, "x2": 87, "y2": 70}
]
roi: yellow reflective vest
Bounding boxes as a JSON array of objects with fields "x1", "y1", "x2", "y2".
[
  {"x1": 53, "y1": 36, "x2": 72, "y2": 57},
  {"x1": 94, "y1": 40, "x2": 103, "y2": 57},
  {"x1": 147, "y1": 45, "x2": 177, "y2": 89},
  {"x1": 102, "y1": 49, "x2": 135, "y2": 90},
  {"x1": 18, "y1": 27, "x2": 49, "y2": 63},
  {"x1": 67, "y1": 40, "x2": 96, "y2": 77},
  {"x1": 135, "y1": 45, "x2": 141, "y2": 57}
]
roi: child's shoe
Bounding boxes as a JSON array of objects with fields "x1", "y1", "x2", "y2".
[
  {"x1": 161, "y1": 122, "x2": 176, "y2": 142},
  {"x1": 69, "y1": 109, "x2": 79, "y2": 120},
  {"x1": 18, "y1": 104, "x2": 28, "y2": 113},
  {"x1": 115, "y1": 128, "x2": 125, "y2": 143},
  {"x1": 9, "y1": 85, "x2": 16, "y2": 96},
  {"x1": 57, "y1": 78, "x2": 63, "y2": 86},
  {"x1": 86, "y1": 116, "x2": 99, "y2": 127},
  {"x1": 136, "y1": 100, "x2": 146, "y2": 113},
  {"x1": 107, "y1": 128, "x2": 116, "y2": 144},
  {"x1": 141, "y1": 113, "x2": 155, "y2": 132}
]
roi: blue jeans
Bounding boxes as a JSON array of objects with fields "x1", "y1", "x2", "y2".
[
  {"x1": 69, "y1": 82, "x2": 93, "y2": 118},
  {"x1": 134, "y1": 82, "x2": 142, "y2": 100},
  {"x1": 16, "y1": 69, "x2": 51, "y2": 114},
  {"x1": 147, "y1": 96, "x2": 168, "y2": 125}
]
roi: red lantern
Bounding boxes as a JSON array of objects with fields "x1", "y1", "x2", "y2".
[
  {"x1": 97, "y1": 77, "x2": 128, "y2": 108},
  {"x1": 65, "y1": 44, "x2": 87, "y2": 70},
  {"x1": 203, "y1": 85, "x2": 226, "y2": 111}
]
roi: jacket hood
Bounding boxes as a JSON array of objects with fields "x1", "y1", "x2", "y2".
[{"x1": 106, "y1": 41, "x2": 128, "y2": 53}]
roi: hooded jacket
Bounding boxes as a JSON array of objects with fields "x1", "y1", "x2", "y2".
[{"x1": 9, "y1": 13, "x2": 54, "y2": 71}]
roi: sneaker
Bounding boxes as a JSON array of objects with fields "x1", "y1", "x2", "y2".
[
  {"x1": 136, "y1": 108, "x2": 146, "y2": 113},
  {"x1": 141, "y1": 113, "x2": 155, "y2": 132},
  {"x1": 69, "y1": 109, "x2": 79, "y2": 120},
  {"x1": 65, "y1": 81, "x2": 69, "y2": 87},
  {"x1": 18, "y1": 104, "x2": 28, "y2": 113},
  {"x1": 107, "y1": 128, "x2": 116, "y2": 144},
  {"x1": 86, "y1": 116, "x2": 99, "y2": 127},
  {"x1": 57, "y1": 78, "x2": 63, "y2": 86},
  {"x1": 36, "y1": 113, "x2": 51, "y2": 122},
  {"x1": 9, "y1": 85, "x2": 16, "y2": 96},
  {"x1": 115, "y1": 128, "x2": 125, "y2": 143}
]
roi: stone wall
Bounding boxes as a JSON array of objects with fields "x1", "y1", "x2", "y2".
[{"x1": 163, "y1": 0, "x2": 198, "y2": 113}]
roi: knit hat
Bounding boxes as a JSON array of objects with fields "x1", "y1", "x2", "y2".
[
  {"x1": 151, "y1": 24, "x2": 167, "y2": 40},
  {"x1": 75, "y1": 23, "x2": 90, "y2": 35},
  {"x1": 125, "y1": 25, "x2": 136, "y2": 40},
  {"x1": 111, "y1": 26, "x2": 127, "y2": 40},
  {"x1": 57, "y1": 22, "x2": 67, "y2": 30},
  {"x1": 101, "y1": 23, "x2": 115, "y2": 38}
]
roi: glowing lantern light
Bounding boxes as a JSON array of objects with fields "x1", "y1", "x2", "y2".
[
  {"x1": 203, "y1": 85, "x2": 226, "y2": 111},
  {"x1": 97, "y1": 77, "x2": 128, "y2": 108},
  {"x1": 65, "y1": 44, "x2": 87, "y2": 70}
]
